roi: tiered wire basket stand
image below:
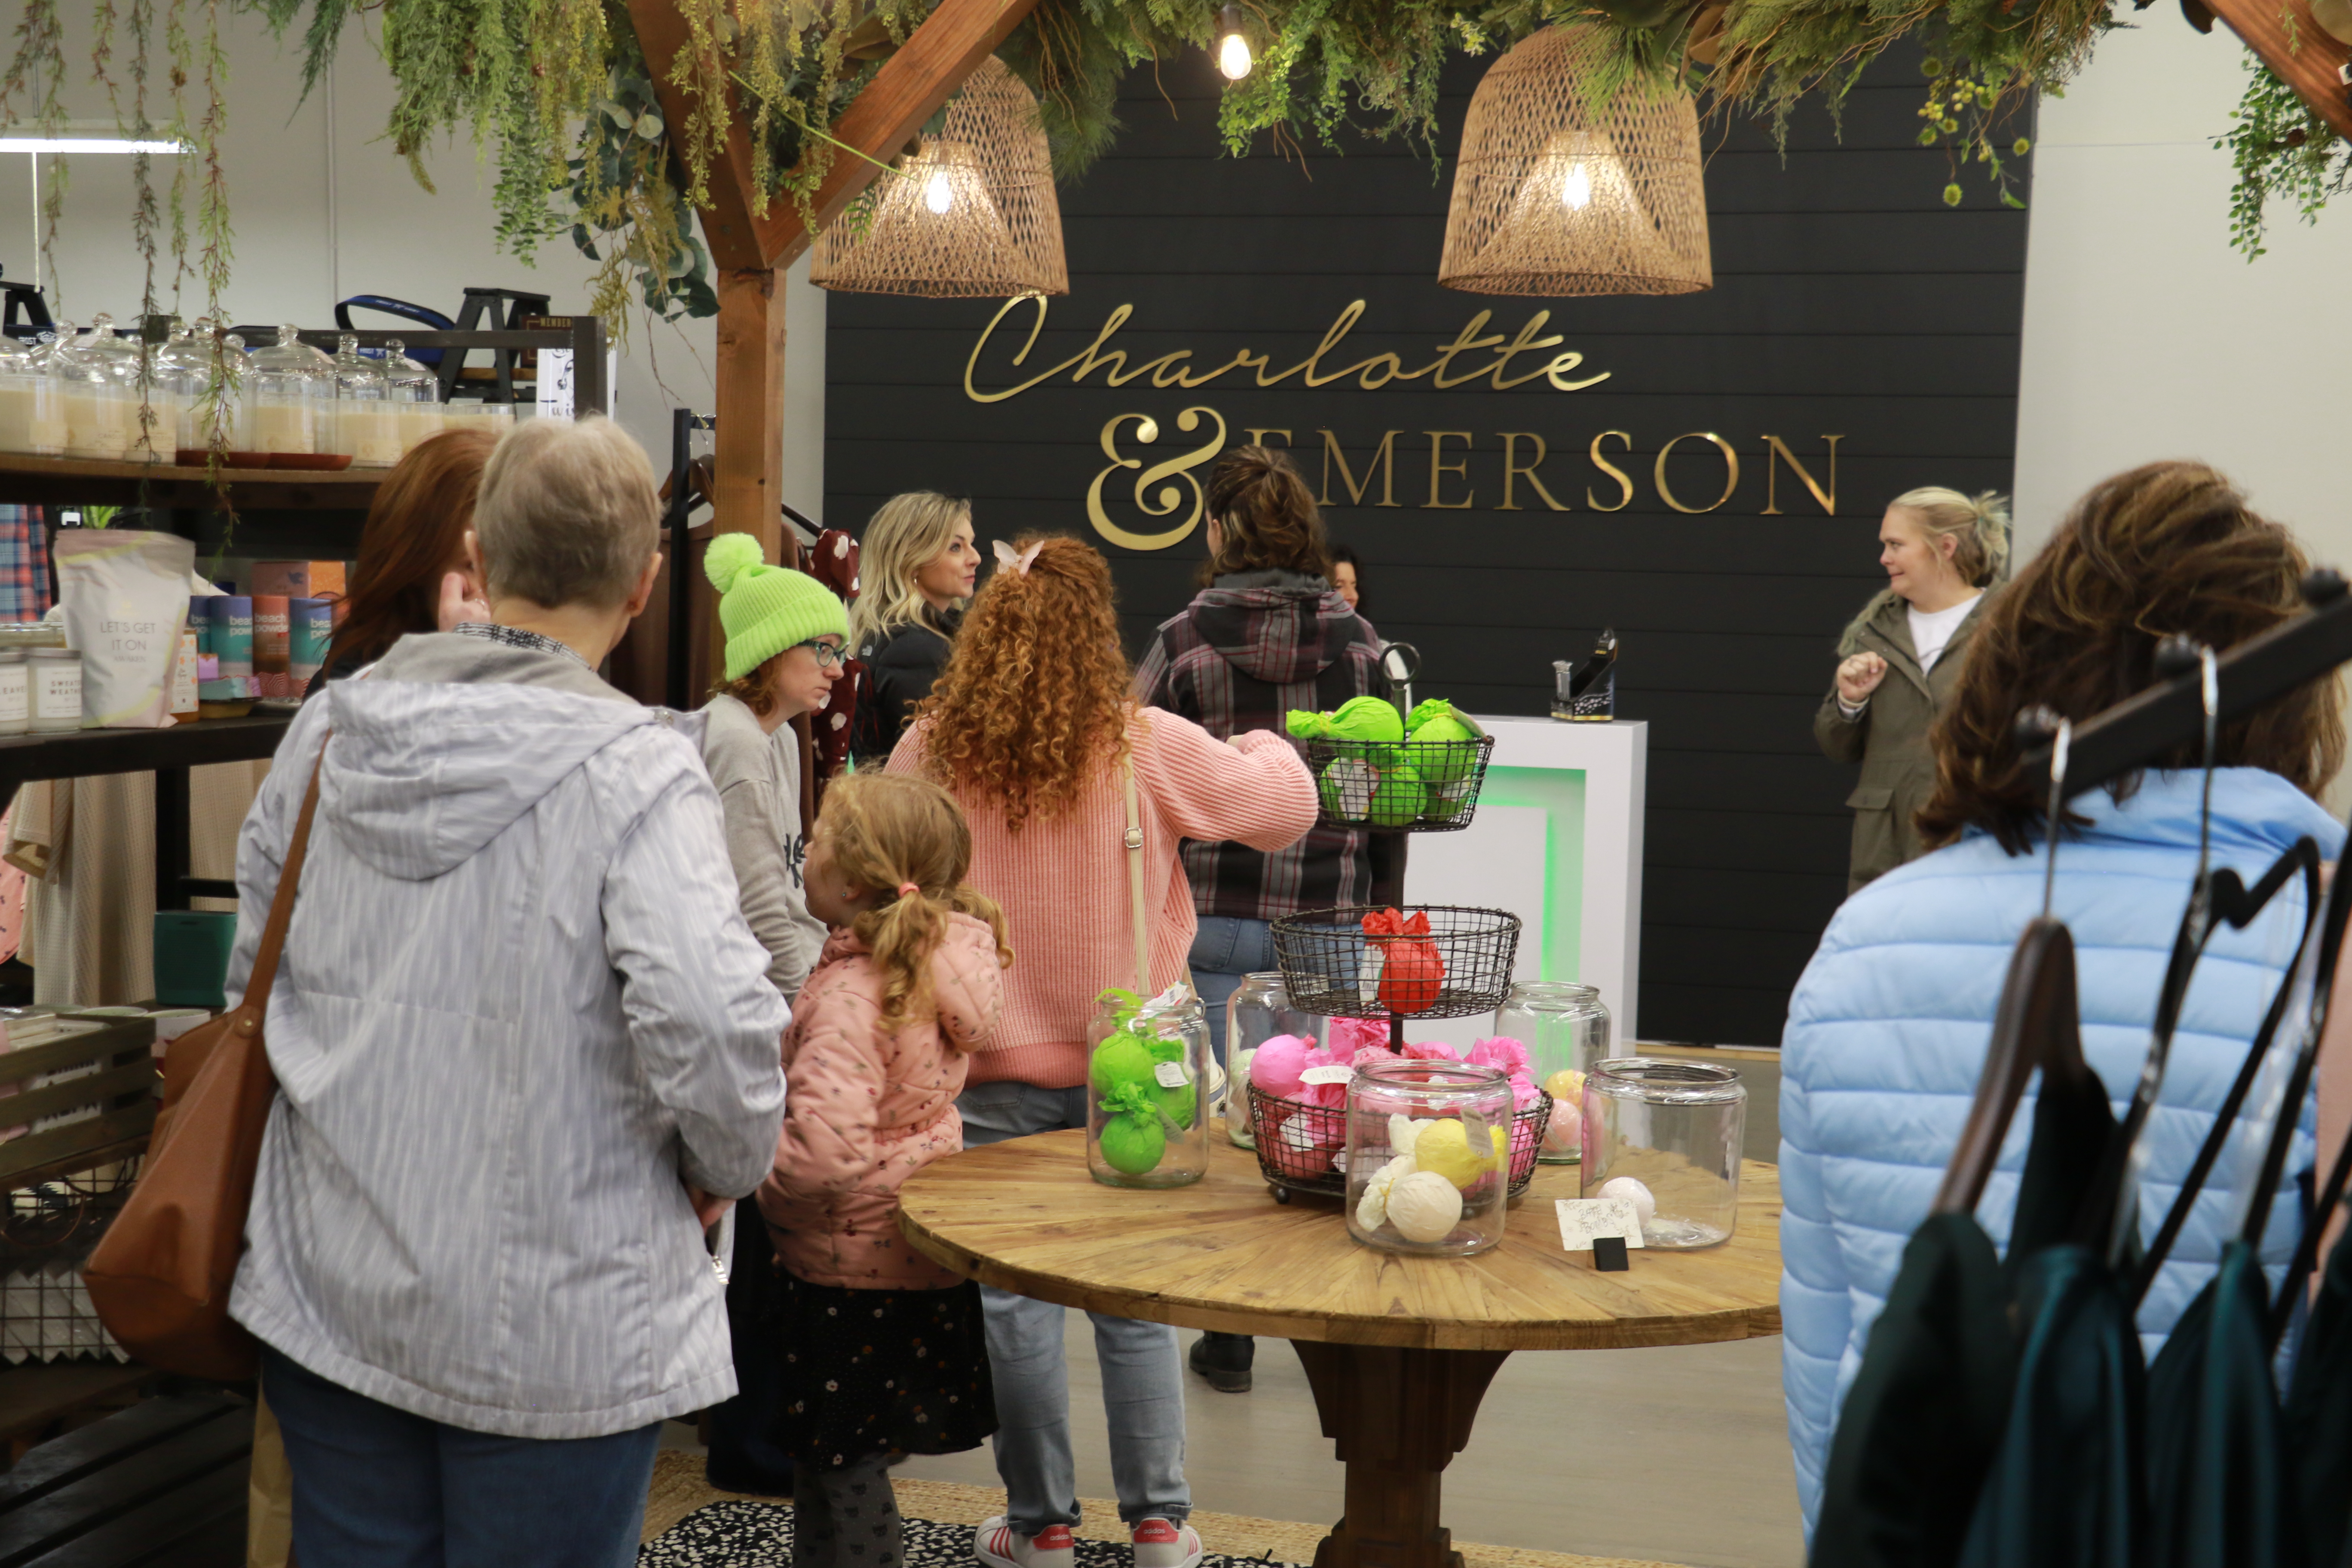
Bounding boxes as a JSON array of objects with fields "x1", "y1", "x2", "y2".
[
  {"x1": 1253, "y1": 903, "x2": 1545, "y2": 1203},
  {"x1": 1302, "y1": 736, "x2": 1497, "y2": 833}
]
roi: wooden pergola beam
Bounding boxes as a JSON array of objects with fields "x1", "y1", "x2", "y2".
[
  {"x1": 754, "y1": 0, "x2": 1046, "y2": 268},
  {"x1": 2202, "y1": 0, "x2": 2352, "y2": 141}
]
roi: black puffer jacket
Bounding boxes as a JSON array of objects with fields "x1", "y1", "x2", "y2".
[{"x1": 851, "y1": 609, "x2": 959, "y2": 767}]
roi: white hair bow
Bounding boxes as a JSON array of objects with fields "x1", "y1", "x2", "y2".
[{"x1": 993, "y1": 539, "x2": 1044, "y2": 577}]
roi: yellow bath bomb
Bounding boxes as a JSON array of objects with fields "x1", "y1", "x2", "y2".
[
  {"x1": 1543, "y1": 1068, "x2": 1585, "y2": 1102},
  {"x1": 1412, "y1": 1119, "x2": 1507, "y2": 1189}
]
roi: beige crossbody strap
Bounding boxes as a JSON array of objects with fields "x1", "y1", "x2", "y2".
[{"x1": 1122, "y1": 751, "x2": 1150, "y2": 996}]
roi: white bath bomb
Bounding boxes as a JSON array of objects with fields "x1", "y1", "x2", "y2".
[
  {"x1": 1599, "y1": 1176, "x2": 1657, "y2": 1228},
  {"x1": 1385, "y1": 1170, "x2": 1465, "y2": 1244},
  {"x1": 1354, "y1": 1154, "x2": 1418, "y2": 1231},
  {"x1": 1387, "y1": 1113, "x2": 1426, "y2": 1158}
]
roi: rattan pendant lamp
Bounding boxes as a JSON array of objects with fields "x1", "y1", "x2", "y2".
[
  {"x1": 1438, "y1": 24, "x2": 1712, "y2": 297},
  {"x1": 811, "y1": 56, "x2": 1069, "y2": 297}
]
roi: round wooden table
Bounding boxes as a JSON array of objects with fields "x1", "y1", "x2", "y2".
[{"x1": 898, "y1": 1128, "x2": 1781, "y2": 1568}]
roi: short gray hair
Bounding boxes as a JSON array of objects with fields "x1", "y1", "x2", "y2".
[{"x1": 475, "y1": 415, "x2": 660, "y2": 610}]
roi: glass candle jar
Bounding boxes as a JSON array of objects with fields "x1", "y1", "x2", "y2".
[
  {"x1": 29, "y1": 648, "x2": 82, "y2": 732},
  {"x1": 1345, "y1": 1059, "x2": 1513, "y2": 1258},
  {"x1": 1580, "y1": 1058, "x2": 1746, "y2": 1250},
  {"x1": 333, "y1": 331, "x2": 402, "y2": 466},
  {"x1": 1222, "y1": 971, "x2": 1321, "y2": 1149},
  {"x1": 57, "y1": 318, "x2": 138, "y2": 462},
  {"x1": 1084, "y1": 985, "x2": 1211, "y2": 1189},
  {"x1": 247, "y1": 325, "x2": 331, "y2": 455},
  {"x1": 1494, "y1": 981, "x2": 1613, "y2": 1164},
  {"x1": 0, "y1": 334, "x2": 63, "y2": 457},
  {"x1": 0, "y1": 649, "x2": 29, "y2": 735}
]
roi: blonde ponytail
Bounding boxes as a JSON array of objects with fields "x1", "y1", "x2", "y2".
[
  {"x1": 820, "y1": 773, "x2": 1012, "y2": 1033},
  {"x1": 1891, "y1": 486, "x2": 2012, "y2": 588}
]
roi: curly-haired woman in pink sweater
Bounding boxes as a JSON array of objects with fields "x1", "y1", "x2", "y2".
[
  {"x1": 758, "y1": 772, "x2": 1014, "y2": 1568},
  {"x1": 889, "y1": 534, "x2": 1317, "y2": 1568}
]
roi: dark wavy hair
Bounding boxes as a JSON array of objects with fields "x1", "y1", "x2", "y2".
[
  {"x1": 917, "y1": 534, "x2": 1133, "y2": 830},
  {"x1": 1917, "y1": 460, "x2": 2344, "y2": 855},
  {"x1": 1198, "y1": 445, "x2": 1332, "y2": 587}
]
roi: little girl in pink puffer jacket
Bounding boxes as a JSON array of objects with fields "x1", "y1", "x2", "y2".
[{"x1": 754, "y1": 772, "x2": 1013, "y2": 1567}]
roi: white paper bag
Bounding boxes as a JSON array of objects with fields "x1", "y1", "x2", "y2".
[{"x1": 55, "y1": 529, "x2": 196, "y2": 728}]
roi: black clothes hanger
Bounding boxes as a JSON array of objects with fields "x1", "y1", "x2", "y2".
[
  {"x1": 1934, "y1": 709, "x2": 2104, "y2": 1219},
  {"x1": 2078, "y1": 643, "x2": 2327, "y2": 1264}
]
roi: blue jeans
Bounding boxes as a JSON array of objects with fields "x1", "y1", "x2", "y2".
[
  {"x1": 957, "y1": 1080, "x2": 1190, "y2": 1533},
  {"x1": 261, "y1": 1344, "x2": 662, "y2": 1568},
  {"x1": 1188, "y1": 916, "x2": 1280, "y2": 1066}
]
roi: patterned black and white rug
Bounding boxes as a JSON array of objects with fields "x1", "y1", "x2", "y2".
[{"x1": 641, "y1": 1503, "x2": 1294, "y2": 1568}]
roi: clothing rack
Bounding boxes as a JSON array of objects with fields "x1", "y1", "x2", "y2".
[{"x1": 2025, "y1": 571, "x2": 2352, "y2": 802}]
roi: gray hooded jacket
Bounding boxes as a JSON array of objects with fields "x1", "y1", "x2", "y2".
[{"x1": 225, "y1": 631, "x2": 789, "y2": 1439}]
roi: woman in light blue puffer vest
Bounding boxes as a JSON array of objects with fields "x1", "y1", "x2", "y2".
[{"x1": 1779, "y1": 461, "x2": 2347, "y2": 1533}]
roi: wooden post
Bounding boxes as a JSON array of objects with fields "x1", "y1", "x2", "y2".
[
  {"x1": 2202, "y1": 0, "x2": 2352, "y2": 140},
  {"x1": 713, "y1": 266, "x2": 788, "y2": 564}
]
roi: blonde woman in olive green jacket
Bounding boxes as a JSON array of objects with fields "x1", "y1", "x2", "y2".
[{"x1": 1815, "y1": 488, "x2": 2009, "y2": 892}]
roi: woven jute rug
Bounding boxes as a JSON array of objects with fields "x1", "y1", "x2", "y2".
[{"x1": 639, "y1": 1451, "x2": 1684, "y2": 1568}]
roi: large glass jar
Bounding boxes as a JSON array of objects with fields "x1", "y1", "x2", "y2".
[
  {"x1": 246, "y1": 325, "x2": 331, "y2": 455},
  {"x1": 1345, "y1": 1059, "x2": 1513, "y2": 1257},
  {"x1": 1084, "y1": 985, "x2": 1210, "y2": 1189},
  {"x1": 382, "y1": 338, "x2": 444, "y2": 457},
  {"x1": 1221, "y1": 972, "x2": 1320, "y2": 1149},
  {"x1": 57, "y1": 318, "x2": 139, "y2": 461},
  {"x1": 152, "y1": 318, "x2": 217, "y2": 455},
  {"x1": 332, "y1": 332, "x2": 401, "y2": 467},
  {"x1": 1494, "y1": 981, "x2": 1613, "y2": 1164},
  {"x1": 0, "y1": 335, "x2": 64, "y2": 457},
  {"x1": 1580, "y1": 1058, "x2": 1746, "y2": 1250}
]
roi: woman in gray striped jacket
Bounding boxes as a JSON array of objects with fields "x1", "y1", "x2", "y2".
[{"x1": 224, "y1": 416, "x2": 790, "y2": 1568}]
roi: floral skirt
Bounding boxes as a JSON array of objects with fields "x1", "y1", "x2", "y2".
[{"x1": 771, "y1": 1271, "x2": 996, "y2": 1467}]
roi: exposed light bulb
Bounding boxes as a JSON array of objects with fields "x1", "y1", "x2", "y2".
[
  {"x1": 1215, "y1": 4, "x2": 1253, "y2": 81},
  {"x1": 1560, "y1": 164, "x2": 1592, "y2": 210},
  {"x1": 1217, "y1": 31, "x2": 1253, "y2": 80},
  {"x1": 924, "y1": 168, "x2": 954, "y2": 215}
]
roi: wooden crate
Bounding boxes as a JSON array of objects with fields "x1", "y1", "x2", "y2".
[{"x1": 0, "y1": 1018, "x2": 158, "y2": 1194}]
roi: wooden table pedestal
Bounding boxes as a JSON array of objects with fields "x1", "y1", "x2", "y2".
[{"x1": 1291, "y1": 1343, "x2": 1509, "y2": 1568}]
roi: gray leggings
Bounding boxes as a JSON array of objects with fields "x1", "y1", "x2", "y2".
[{"x1": 792, "y1": 1453, "x2": 901, "y2": 1568}]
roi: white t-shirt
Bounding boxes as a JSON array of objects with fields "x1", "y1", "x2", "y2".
[{"x1": 1908, "y1": 594, "x2": 1981, "y2": 672}]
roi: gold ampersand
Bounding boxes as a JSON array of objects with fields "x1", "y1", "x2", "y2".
[{"x1": 1085, "y1": 407, "x2": 1228, "y2": 551}]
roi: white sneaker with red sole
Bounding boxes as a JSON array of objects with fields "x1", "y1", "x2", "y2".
[
  {"x1": 1131, "y1": 1517, "x2": 1203, "y2": 1568},
  {"x1": 975, "y1": 1518, "x2": 1075, "y2": 1568}
]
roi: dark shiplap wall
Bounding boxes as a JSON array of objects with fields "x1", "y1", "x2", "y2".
[{"x1": 824, "y1": 48, "x2": 2029, "y2": 1045}]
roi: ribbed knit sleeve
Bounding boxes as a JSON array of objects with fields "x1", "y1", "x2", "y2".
[{"x1": 1130, "y1": 709, "x2": 1317, "y2": 851}]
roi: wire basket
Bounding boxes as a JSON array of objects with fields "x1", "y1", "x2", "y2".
[
  {"x1": 1247, "y1": 1083, "x2": 1551, "y2": 1202},
  {"x1": 1269, "y1": 905, "x2": 1522, "y2": 1020},
  {"x1": 1305, "y1": 736, "x2": 1496, "y2": 833}
]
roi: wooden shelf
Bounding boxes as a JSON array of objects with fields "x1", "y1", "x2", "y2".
[
  {"x1": 0, "y1": 716, "x2": 291, "y2": 796},
  {"x1": 0, "y1": 453, "x2": 380, "y2": 512}
]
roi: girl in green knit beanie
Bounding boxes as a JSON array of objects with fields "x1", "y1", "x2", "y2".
[{"x1": 696, "y1": 530, "x2": 852, "y2": 1002}]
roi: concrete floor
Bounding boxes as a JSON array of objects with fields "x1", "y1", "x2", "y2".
[{"x1": 888, "y1": 1316, "x2": 1806, "y2": 1568}]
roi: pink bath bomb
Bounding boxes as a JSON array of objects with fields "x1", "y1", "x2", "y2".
[
  {"x1": 1467, "y1": 1036, "x2": 1531, "y2": 1076},
  {"x1": 1544, "y1": 1095, "x2": 1583, "y2": 1155},
  {"x1": 1250, "y1": 1035, "x2": 1313, "y2": 1098}
]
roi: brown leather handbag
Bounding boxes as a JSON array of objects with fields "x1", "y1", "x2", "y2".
[{"x1": 86, "y1": 755, "x2": 325, "y2": 1381}]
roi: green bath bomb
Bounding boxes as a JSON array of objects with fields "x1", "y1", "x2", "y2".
[
  {"x1": 1099, "y1": 1113, "x2": 1167, "y2": 1175},
  {"x1": 1090, "y1": 1035, "x2": 1157, "y2": 1096},
  {"x1": 1159, "y1": 1079, "x2": 1199, "y2": 1130},
  {"x1": 1364, "y1": 760, "x2": 1427, "y2": 827},
  {"x1": 1328, "y1": 695, "x2": 1406, "y2": 744},
  {"x1": 1407, "y1": 700, "x2": 1479, "y2": 746},
  {"x1": 1318, "y1": 756, "x2": 1378, "y2": 821}
]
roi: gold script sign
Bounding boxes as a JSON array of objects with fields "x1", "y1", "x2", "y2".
[
  {"x1": 965, "y1": 295, "x2": 1612, "y2": 403},
  {"x1": 1087, "y1": 408, "x2": 1229, "y2": 550}
]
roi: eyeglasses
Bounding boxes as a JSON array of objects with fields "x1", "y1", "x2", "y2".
[{"x1": 796, "y1": 639, "x2": 849, "y2": 669}]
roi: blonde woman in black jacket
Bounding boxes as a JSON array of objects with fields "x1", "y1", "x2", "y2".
[
  {"x1": 1815, "y1": 487, "x2": 2009, "y2": 892},
  {"x1": 849, "y1": 492, "x2": 979, "y2": 768}
]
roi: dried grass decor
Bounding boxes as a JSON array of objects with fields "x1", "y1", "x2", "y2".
[
  {"x1": 811, "y1": 56, "x2": 1069, "y2": 298},
  {"x1": 1438, "y1": 25, "x2": 1711, "y2": 298}
]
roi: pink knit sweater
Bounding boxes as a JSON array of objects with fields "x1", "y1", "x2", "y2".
[{"x1": 888, "y1": 707, "x2": 1317, "y2": 1089}]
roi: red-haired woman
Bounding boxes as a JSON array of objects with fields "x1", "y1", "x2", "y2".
[
  {"x1": 307, "y1": 428, "x2": 497, "y2": 695},
  {"x1": 891, "y1": 534, "x2": 1316, "y2": 1568}
]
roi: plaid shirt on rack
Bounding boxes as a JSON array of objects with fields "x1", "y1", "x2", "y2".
[
  {"x1": 0, "y1": 508, "x2": 52, "y2": 621},
  {"x1": 1133, "y1": 569, "x2": 1388, "y2": 920}
]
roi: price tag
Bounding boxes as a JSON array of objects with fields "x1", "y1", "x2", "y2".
[
  {"x1": 1299, "y1": 1064, "x2": 1354, "y2": 1087},
  {"x1": 1153, "y1": 1060, "x2": 1190, "y2": 1089},
  {"x1": 1554, "y1": 1197, "x2": 1647, "y2": 1253}
]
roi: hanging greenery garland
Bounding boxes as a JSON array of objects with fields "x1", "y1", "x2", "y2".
[{"x1": 0, "y1": 0, "x2": 2337, "y2": 341}]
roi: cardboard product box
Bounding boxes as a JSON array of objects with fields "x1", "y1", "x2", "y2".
[
  {"x1": 251, "y1": 560, "x2": 348, "y2": 601},
  {"x1": 251, "y1": 595, "x2": 291, "y2": 700}
]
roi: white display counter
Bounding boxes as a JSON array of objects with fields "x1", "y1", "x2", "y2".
[{"x1": 1401, "y1": 716, "x2": 1648, "y2": 1045}]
